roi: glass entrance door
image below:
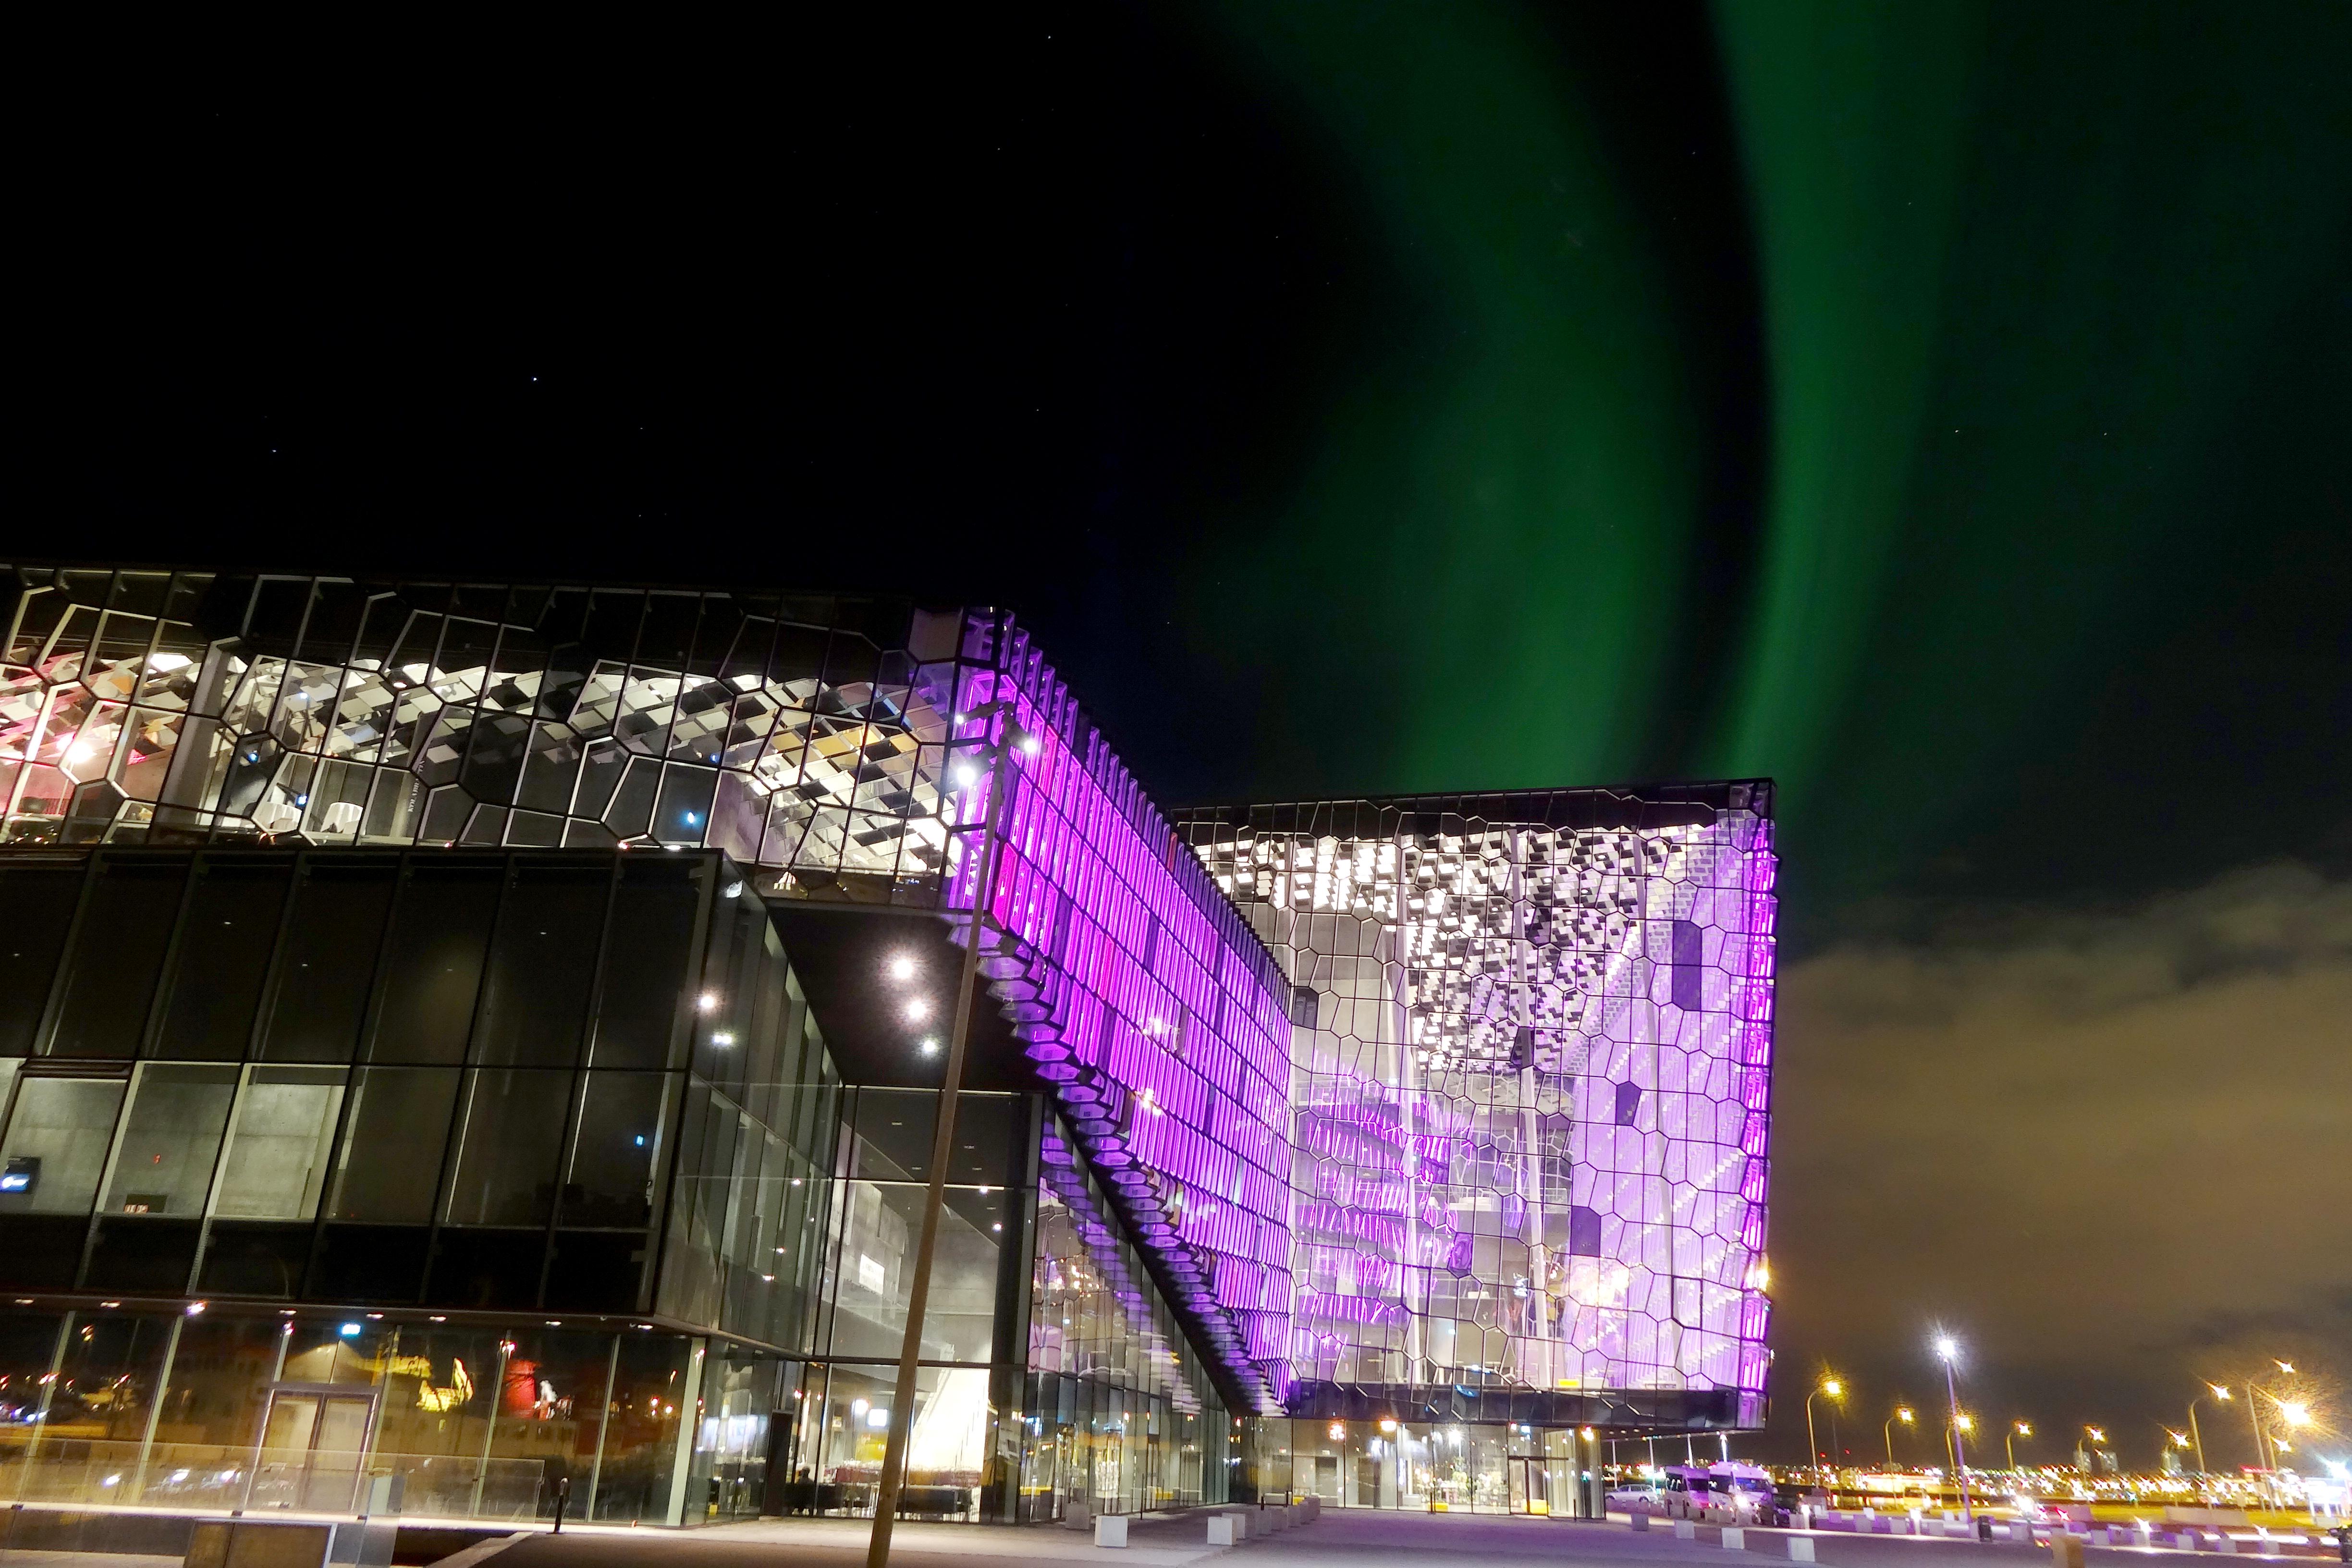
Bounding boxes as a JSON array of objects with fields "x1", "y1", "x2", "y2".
[{"x1": 251, "y1": 1387, "x2": 377, "y2": 1514}]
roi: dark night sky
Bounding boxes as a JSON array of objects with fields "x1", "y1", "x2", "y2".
[{"x1": 25, "y1": 5, "x2": 2351, "y2": 1467}]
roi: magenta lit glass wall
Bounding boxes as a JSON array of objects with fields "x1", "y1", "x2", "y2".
[
  {"x1": 1184, "y1": 789, "x2": 1776, "y2": 1425},
  {"x1": 937, "y1": 614, "x2": 1296, "y2": 1411}
]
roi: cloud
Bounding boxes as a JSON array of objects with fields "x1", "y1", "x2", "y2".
[{"x1": 1765, "y1": 862, "x2": 2352, "y2": 1440}]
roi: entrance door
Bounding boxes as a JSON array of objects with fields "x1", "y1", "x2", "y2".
[
  {"x1": 252, "y1": 1387, "x2": 377, "y2": 1514},
  {"x1": 1509, "y1": 1457, "x2": 1557, "y2": 1515}
]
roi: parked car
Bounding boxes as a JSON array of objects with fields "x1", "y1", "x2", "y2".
[{"x1": 1608, "y1": 1483, "x2": 1661, "y2": 1513}]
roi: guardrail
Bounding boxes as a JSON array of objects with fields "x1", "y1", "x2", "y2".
[{"x1": 0, "y1": 1440, "x2": 546, "y2": 1522}]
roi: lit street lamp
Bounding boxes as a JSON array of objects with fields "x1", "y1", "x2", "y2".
[
  {"x1": 1807, "y1": 1378, "x2": 1845, "y2": 1474},
  {"x1": 1935, "y1": 1335, "x2": 1974, "y2": 1527},
  {"x1": 867, "y1": 703, "x2": 1029, "y2": 1568},
  {"x1": 2006, "y1": 1421, "x2": 2032, "y2": 1472},
  {"x1": 2187, "y1": 1385, "x2": 2228, "y2": 1475},
  {"x1": 1886, "y1": 1406, "x2": 1915, "y2": 1468}
]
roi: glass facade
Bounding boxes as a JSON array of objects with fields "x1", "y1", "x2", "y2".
[
  {"x1": 1183, "y1": 790, "x2": 1778, "y2": 1433},
  {"x1": 1, "y1": 565, "x2": 1780, "y2": 1527},
  {"x1": 0, "y1": 845, "x2": 842, "y2": 1524}
]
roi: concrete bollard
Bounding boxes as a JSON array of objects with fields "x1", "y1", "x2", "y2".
[
  {"x1": 1222, "y1": 1510, "x2": 1251, "y2": 1541},
  {"x1": 1788, "y1": 1537, "x2": 1817, "y2": 1562},
  {"x1": 2050, "y1": 1534, "x2": 2086, "y2": 1568},
  {"x1": 2214, "y1": 1533, "x2": 2236, "y2": 1554},
  {"x1": 1094, "y1": 1515, "x2": 1129, "y2": 1548},
  {"x1": 1209, "y1": 1516, "x2": 1239, "y2": 1546},
  {"x1": 1723, "y1": 1528, "x2": 1747, "y2": 1550},
  {"x1": 1630, "y1": 1512, "x2": 1652, "y2": 1532},
  {"x1": 1066, "y1": 1500, "x2": 1093, "y2": 1531},
  {"x1": 1676, "y1": 1519, "x2": 1699, "y2": 1540}
]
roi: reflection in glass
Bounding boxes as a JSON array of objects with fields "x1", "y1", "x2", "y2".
[
  {"x1": 327, "y1": 1067, "x2": 460, "y2": 1223},
  {"x1": 474, "y1": 864, "x2": 607, "y2": 1067},
  {"x1": 151, "y1": 858, "x2": 291, "y2": 1059},
  {"x1": 47, "y1": 858, "x2": 182, "y2": 1057},
  {"x1": 444, "y1": 1069, "x2": 571, "y2": 1227},
  {"x1": 368, "y1": 860, "x2": 500, "y2": 1063},
  {"x1": 261, "y1": 860, "x2": 396, "y2": 1062}
]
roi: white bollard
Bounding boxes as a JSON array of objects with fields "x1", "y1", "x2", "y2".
[
  {"x1": 1723, "y1": 1528, "x2": 1747, "y2": 1550},
  {"x1": 1676, "y1": 1519, "x2": 1699, "y2": 1540},
  {"x1": 2213, "y1": 1533, "x2": 2236, "y2": 1554},
  {"x1": 1094, "y1": 1514, "x2": 1129, "y2": 1548},
  {"x1": 2049, "y1": 1535, "x2": 2086, "y2": 1568},
  {"x1": 1208, "y1": 1516, "x2": 1238, "y2": 1546},
  {"x1": 1631, "y1": 1512, "x2": 1652, "y2": 1532},
  {"x1": 1788, "y1": 1537, "x2": 1817, "y2": 1562},
  {"x1": 1223, "y1": 1510, "x2": 1250, "y2": 1541}
]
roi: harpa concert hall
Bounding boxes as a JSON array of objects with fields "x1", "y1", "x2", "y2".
[{"x1": 0, "y1": 565, "x2": 1777, "y2": 1527}]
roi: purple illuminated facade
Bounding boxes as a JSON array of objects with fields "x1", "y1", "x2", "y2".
[
  {"x1": 931, "y1": 615, "x2": 1297, "y2": 1412},
  {"x1": 1181, "y1": 790, "x2": 1777, "y2": 1431},
  {"x1": 2, "y1": 568, "x2": 1775, "y2": 1461}
]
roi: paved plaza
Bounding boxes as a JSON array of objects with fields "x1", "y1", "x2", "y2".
[{"x1": 473, "y1": 1509, "x2": 2324, "y2": 1568}]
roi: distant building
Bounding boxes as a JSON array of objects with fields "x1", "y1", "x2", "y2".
[{"x1": 0, "y1": 565, "x2": 1777, "y2": 1523}]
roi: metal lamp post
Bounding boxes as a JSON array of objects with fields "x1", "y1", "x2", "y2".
[
  {"x1": 866, "y1": 704, "x2": 1028, "y2": 1568},
  {"x1": 1935, "y1": 1336, "x2": 1973, "y2": 1528},
  {"x1": 2187, "y1": 1387, "x2": 2225, "y2": 1476},
  {"x1": 2007, "y1": 1422, "x2": 2031, "y2": 1472},
  {"x1": 1807, "y1": 1379, "x2": 1843, "y2": 1474},
  {"x1": 1885, "y1": 1407, "x2": 1914, "y2": 1468}
]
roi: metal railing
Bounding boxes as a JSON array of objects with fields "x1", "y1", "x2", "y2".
[{"x1": 0, "y1": 1440, "x2": 546, "y2": 1522}]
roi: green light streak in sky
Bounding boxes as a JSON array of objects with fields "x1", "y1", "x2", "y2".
[
  {"x1": 1704, "y1": 0, "x2": 1983, "y2": 800},
  {"x1": 1215, "y1": 6, "x2": 1703, "y2": 792}
]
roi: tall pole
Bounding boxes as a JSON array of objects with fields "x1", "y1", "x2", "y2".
[
  {"x1": 1807, "y1": 1393, "x2": 1821, "y2": 1474},
  {"x1": 867, "y1": 708, "x2": 1021, "y2": 1568},
  {"x1": 1942, "y1": 1358, "x2": 1973, "y2": 1527},
  {"x1": 2186, "y1": 1400, "x2": 2207, "y2": 1475}
]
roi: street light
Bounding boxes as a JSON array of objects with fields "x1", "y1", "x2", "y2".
[
  {"x1": 1934, "y1": 1335, "x2": 1974, "y2": 1527},
  {"x1": 2187, "y1": 1386, "x2": 2227, "y2": 1475},
  {"x1": 1807, "y1": 1378, "x2": 1845, "y2": 1474},
  {"x1": 1886, "y1": 1407, "x2": 1915, "y2": 1468},
  {"x1": 867, "y1": 701, "x2": 1029, "y2": 1568},
  {"x1": 2007, "y1": 1422, "x2": 2032, "y2": 1472}
]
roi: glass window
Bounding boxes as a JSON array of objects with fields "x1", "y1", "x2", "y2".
[
  {"x1": 48, "y1": 857, "x2": 184, "y2": 1057},
  {"x1": 152, "y1": 858, "x2": 292, "y2": 1060},
  {"x1": 214, "y1": 1066, "x2": 348, "y2": 1219},
  {"x1": 326, "y1": 1066, "x2": 460, "y2": 1224},
  {"x1": 847, "y1": 1089, "x2": 936, "y2": 1182},
  {"x1": 39, "y1": 1311, "x2": 175, "y2": 1443},
  {"x1": 260, "y1": 858, "x2": 397, "y2": 1062},
  {"x1": 368, "y1": 859, "x2": 501, "y2": 1063},
  {"x1": 443, "y1": 1068, "x2": 573, "y2": 1227},
  {"x1": 591, "y1": 1332, "x2": 692, "y2": 1522},
  {"x1": 590, "y1": 858, "x2": 704, "y2": 1068},
  {"x1": 560, "y1": 1071, "x2": 669, "y2": 1228},
  {"x1": 0, "y1": 1074, "x2": 126, "y2": 1214},
  {"x1": 102, "y1": 1064, "x2": 239, "y2": 1216},
  {"x1": 0, "y1": 864, "x2": 81, "y2": 1056},
  {"x1": 827, "y1": 1181, "x2": 1001, "y2": 1362},
  {"x1": 474, "y1": 862, "x2": 610, "y2": 1066}
]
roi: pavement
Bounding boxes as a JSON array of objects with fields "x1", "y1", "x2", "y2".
[{"x1": 479, "y1": 1509, "x2": 2346, "y2": 1568}]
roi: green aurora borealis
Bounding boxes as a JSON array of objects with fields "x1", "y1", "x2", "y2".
[{"x1": 1201, "y1": 3, "x2": 2351, "y2": 936}]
